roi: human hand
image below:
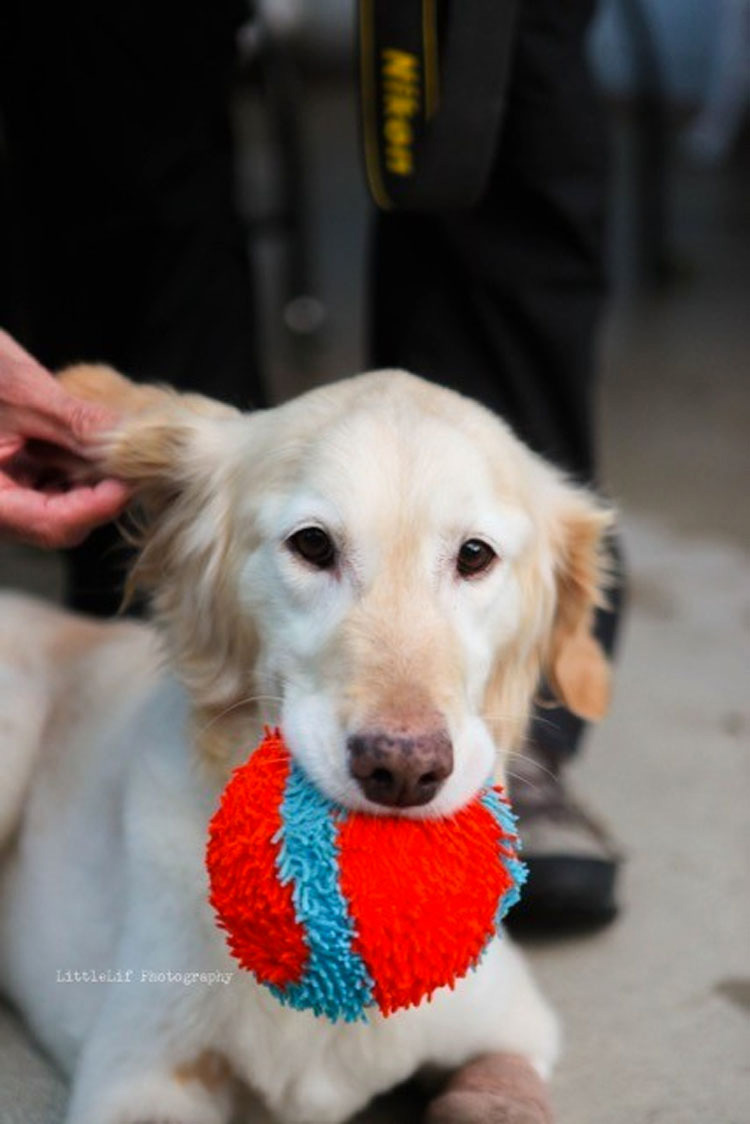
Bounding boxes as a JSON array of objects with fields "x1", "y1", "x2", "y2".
[{"x1": 0, "y1": 329, "x2": 131, "y2": 548}]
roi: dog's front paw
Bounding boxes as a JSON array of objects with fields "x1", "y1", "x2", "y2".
[
  {"x1": 426, "y1": 1089, "x2": 550, "y2": 1124},
  {"x1": 129, "y1": 1119, "x2": 189, "y2": 1124},
  {"x1": 425, "y1": 1054, "x2": 553, "y2": 1124},
  {"x1": 129, "y1": 1118, "x2": 206, "y2": 1124}
]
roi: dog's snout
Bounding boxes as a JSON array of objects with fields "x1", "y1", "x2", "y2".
[{"x1": 347, "y1": 729, "x2": 453, "y2": 808}]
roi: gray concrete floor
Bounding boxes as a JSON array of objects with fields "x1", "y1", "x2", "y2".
[
  {"x1": 532, "y1": 149, "x2": 750, "y2": 1122},
  {"x1": 1, "y1": 92, "x2": 749, "y2": 1123}
]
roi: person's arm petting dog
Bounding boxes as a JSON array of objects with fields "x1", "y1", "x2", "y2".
[{"x1": 0, "y1": 329, "x2": 130, "y2": 548}]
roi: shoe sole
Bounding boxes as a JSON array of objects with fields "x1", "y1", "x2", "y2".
[{"x1": 505, "y1": 856, "x2": 619, "y2": 936}]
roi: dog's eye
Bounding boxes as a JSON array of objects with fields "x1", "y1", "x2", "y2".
[
  {"x1": 456, "y1": 538, "x2": 496, "y2": 578},
  {"x1": 287, "y1": 526, "x2": 337, "y2": 570}
]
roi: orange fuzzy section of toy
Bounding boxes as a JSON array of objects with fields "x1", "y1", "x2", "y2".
[
  {"x1": 207, "y1": 736, "x2": 309, "y2": 988},
  {"x1": 337, "y1": 801, "x2": 510, "y2": 1015}
]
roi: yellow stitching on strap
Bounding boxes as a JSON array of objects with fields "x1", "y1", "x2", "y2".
[
  {"x1": 359, "y1": 0, "x2": 393, "y2": 210},
  {"x1": 422, "y1": 0, "x2": 439, "y2": 119}
]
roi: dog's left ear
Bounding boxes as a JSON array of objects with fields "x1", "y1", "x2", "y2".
[{"x1": 544, "y1": 488, "x2": 614, "y2": 722}]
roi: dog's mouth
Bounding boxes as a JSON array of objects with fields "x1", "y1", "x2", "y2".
[
  {"x1": 286, "y1": 742, "x2": 485, "y2": 823},
  {"x1": 279, "y1": 699, "x2": 496, "y2": 821}
]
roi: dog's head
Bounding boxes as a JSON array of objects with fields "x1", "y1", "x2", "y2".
[{"x1": 62, "y1": 365, "x2": 613, "y2": 817}]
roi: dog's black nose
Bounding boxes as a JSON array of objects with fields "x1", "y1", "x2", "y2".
[{"x1": 347, "y1": 729, "x2": 453, "y2": 808}]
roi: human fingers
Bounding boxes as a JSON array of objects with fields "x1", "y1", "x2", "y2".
[
  {"x1": 0, "y1": 329, "x2": 120, "y2": 456},
  {"x1": 0, "y1": 476, "x2": 131, "y2": 549}
]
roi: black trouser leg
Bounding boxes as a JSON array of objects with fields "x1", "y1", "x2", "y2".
[
  {"x1": 371, "y1": 0, "x2": 623, "y2": 758},
  {"x1": 0, "y1": 1, "x2": 263, "y2": 615}
]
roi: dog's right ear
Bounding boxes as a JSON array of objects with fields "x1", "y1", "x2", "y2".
[
  {"x1": 59, "y1": 363, "x2": 177, "y2": 417},
  {"x1": 58, "y1": 363, "x2": 255, "y2": 575},
  {"x1": 59, "y1": 364, "x2": 265, "y2": 714},
  {"x1": 59, "y1": 363, "x2": 241, "y2": 491}
]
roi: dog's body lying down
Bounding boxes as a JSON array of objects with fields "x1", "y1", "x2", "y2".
[{"x1": 0, "y1": 368, "x2": 612, "y2": 1124}]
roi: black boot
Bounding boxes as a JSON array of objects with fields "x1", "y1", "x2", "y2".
[{"x1": 506, "y1": 744, "x2": 622, "y2": 935}]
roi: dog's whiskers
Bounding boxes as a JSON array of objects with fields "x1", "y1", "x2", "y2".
[
  {"x1": 482, "y1": 711, "x2": 563, "y2": 734},
  {"x1": 503, "y1": 750, "x2": 558, "y2": 783},
  {"x1": 197, "y1": 694, "x2": 285, "y2": 737}
]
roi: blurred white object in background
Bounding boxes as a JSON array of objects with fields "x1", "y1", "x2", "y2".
[
  {"x1": 256, "y1": 0, "x2": 353, "y2": 66},
  {"x1": 683, "y1": 0, "x2": 750, "y2": 164},
  {"x1": 590, "y1": 0, "x2": 717, "y2": 103},
  {"x1": 257, "y1": 0, "x2": 305, "y2": 39}
]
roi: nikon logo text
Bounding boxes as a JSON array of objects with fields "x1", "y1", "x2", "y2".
[{"x1": 380, "y1": 48, "x2": 420, "y2": 176}]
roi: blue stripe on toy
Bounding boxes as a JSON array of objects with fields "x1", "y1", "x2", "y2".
[
  {"x1": 480, "y1": 787, "x2": 528, "y2": 926},
  {"x1": 272, "y1": 760, "x2": 375, "y2": 1022}
]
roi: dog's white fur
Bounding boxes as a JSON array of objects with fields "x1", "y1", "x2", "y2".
[{"x1": 0, "y1": 368, "x2": 612, "y2": 1124}]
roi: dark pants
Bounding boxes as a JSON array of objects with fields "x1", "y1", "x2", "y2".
[
  {"x1": 0, "y1": 1, "x2": 264, "y2": 614},
  {"x1": 371, "y1": 0, "x2": 623, "y2": 760},
  {"x1": 1, "y1": 0, "x2": 621, "y2": 753}
]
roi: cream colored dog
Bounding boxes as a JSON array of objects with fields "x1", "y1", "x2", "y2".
[{"x1": 0, "y1": 366, "x2": 612, "y2": 1124}]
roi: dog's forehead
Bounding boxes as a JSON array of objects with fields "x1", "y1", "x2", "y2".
[
  {"x1": 259, "y1": 389, "x2": 532, "y2": 555},
  {"x1": 312, "y1": 403, "x2": 493, "y2": 508}
]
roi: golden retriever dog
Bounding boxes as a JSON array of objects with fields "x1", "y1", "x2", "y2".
[{"x1": 0, "y1": 365, "x2": 612, "y2": 1124}]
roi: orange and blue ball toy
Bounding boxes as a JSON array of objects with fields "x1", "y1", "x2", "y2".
[{"x1": 206, "y1": 729, "x2": 525, "y2": 1022}]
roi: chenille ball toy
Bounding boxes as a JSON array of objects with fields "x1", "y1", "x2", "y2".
[{"x1": 206, "y1": 729, "x2": 525, "y2": 1022}]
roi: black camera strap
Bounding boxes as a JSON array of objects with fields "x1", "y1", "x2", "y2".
[{"x1": 358, "y1": 0, "x2": 518, "y2": 211}]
